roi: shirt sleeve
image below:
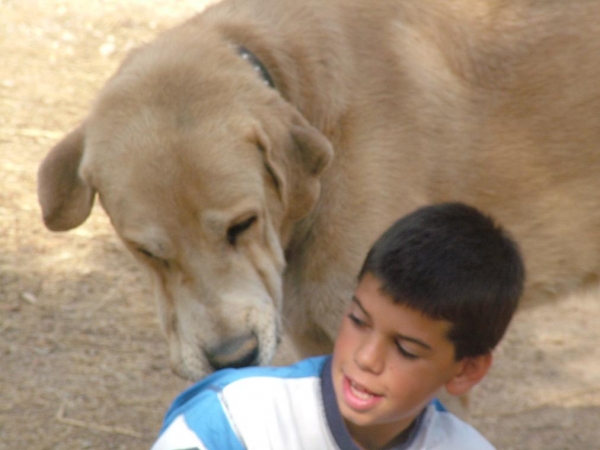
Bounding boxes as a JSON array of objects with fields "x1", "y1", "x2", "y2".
[
  {"x1": 151, "y1": 372, "x2": 247, "y2": 450},
  {"x1": 151, "y1": 415, "x2": 208, "y2": 450},
  {"x1": 412, "y1": 402, "x2": 495, "y2": 450},
  {"x1": 151, "y1": 358, "x2": 331, "y2": 450}
]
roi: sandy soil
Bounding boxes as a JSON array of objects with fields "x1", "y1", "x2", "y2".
[{"x1": 1, "y1": 1, "x2": 599, "y2": 449}]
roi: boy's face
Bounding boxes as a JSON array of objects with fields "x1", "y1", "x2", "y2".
[{"x1": 331, "y1": 273, "x2": 477, "y2": 446}]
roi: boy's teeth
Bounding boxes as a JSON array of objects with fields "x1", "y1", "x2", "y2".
[{"x1": 350, "y1": 381, "x2": 373, "y2": 399}]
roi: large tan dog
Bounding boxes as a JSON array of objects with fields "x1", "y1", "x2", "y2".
[{"x1": 39, "y1": 0, "x2": 600, "y2": 382}]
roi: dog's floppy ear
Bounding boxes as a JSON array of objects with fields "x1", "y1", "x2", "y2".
[
  {"x1": 37, "y1": 124, "x2": 96, "y2": 231},
  {"x1": 258, "y1": 120, "x2": 333, "y2": 221}
]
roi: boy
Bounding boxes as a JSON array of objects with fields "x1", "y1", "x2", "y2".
[{"x1": 151, "y1": 202, "x2": 525, "y2": 450}]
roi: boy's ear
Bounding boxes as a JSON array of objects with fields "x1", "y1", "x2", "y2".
[{"x1": 445, "y1": 353, "x2": 493, "y2": 396}]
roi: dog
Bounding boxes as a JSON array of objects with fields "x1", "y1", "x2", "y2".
[{"x1": 38, "y1": 0, "x2": 600, "y2": 383}]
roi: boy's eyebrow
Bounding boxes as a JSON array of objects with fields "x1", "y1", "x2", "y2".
[
  {"x1": 351, "y1": 295, "x2": 370, "y2": 317},
  {"x1": 351, "y1": 296, "x2": 432, "y2": 351}
]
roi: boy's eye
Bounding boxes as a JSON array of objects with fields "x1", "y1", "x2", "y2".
[
  {"x1": 348, "y1": 313, "x2": 366, "y2": 328},
  {"x1": 396, "y1": 342, "x2": 419, "y2": 360}
]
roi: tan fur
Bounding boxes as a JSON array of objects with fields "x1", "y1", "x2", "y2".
[{"x1": 39, "y1": 0, "x2": 600, "y2": 382}]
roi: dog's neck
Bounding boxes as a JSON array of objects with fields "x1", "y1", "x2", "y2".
[{"x1": 236, "y1": 45, "x2": 276, "y2": 89}]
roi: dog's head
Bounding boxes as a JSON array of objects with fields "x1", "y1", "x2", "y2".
[{"x1": 38, "y1": 30, "x2": 333, "y2": 380}]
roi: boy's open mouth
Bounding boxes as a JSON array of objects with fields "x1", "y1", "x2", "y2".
[{"x1": 342, "y1": 375, "x2": 383, "y2": 411}]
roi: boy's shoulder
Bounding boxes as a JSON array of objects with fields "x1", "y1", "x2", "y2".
[
  {"x1": 156, "y1": 355, "x2": 337, "y2": 450},
  {"x1": 412, "y1": 400, "x2": 495, "y2": 450},
  {"x1": 167, "y1": 355, "x2": 329, "y2": 415},
  {"x1": 208, "y1": 354, "x2": 329, "y2": 387}
]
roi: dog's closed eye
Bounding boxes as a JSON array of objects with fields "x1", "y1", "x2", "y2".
[
  {"x1": 227, "y1": 215, "x2": 257, "y2": 246},
  {"x1": 136, "y1": 247, "x2": 170, "y2": 269}
]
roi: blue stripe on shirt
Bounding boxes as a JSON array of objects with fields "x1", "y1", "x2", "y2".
[{"x1": 159, "y1": 356, "x2": 329, "y2": 448}]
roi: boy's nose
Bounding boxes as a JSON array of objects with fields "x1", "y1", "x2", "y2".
[{"x1": 354, "y1": 335, "x2": 385, "y2": 374}]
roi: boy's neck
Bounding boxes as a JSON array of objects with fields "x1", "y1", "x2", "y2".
[{"x1": 345, "y1": 408, "x2": 424, "y2": 450}]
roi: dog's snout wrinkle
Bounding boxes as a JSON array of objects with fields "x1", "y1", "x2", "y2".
[{"x1": 206, "y1": 333, "x2": 259, "y2": 370}]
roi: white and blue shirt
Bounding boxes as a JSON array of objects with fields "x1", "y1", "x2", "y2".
[{"x1": 152, "y1": 356, "x2": 494, "y2": 450}]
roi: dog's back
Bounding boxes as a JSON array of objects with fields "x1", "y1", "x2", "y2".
[{"x1": 268, "y1": 0, "x2": 600, "y2": 322}]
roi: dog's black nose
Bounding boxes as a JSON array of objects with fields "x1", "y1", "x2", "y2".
[{"x1": 206, "y1": 333, "x2": 259, "y2": 370}]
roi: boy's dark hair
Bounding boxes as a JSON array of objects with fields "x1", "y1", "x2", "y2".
[{"x1": 358, "y1": 202, "x2": 525, "y2": 360}]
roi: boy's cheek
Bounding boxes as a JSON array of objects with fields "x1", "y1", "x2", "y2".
[{"x1": 333, "y1": 320, "x2": 356, "y2": 359}]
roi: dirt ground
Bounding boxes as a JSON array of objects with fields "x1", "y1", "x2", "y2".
[{"x1": 1, "y1": 1, "x2": 599, "y2": 449}]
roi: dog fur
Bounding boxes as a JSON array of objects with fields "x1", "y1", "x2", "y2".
[{"x1": 39, "y1": 0, "x2": 600, "y2": 382}]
